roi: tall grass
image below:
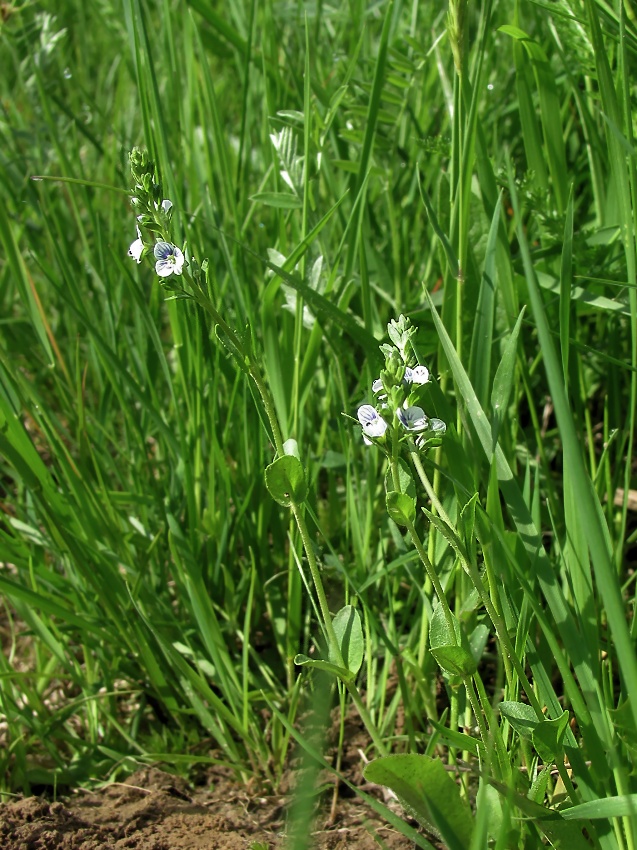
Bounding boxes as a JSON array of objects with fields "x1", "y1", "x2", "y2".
[{"x1": 1, "y1": 0, "x2": 636, "y2": 846}]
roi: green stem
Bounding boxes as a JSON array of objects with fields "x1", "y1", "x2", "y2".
[
  {"x1": 482, "y1": 541, "x2": 514, "y2": 694},
  {"x1": 448, "y1": 689, "x2": 460, "y2": 770},
  {"x1": 464, "y1": 555, "x2": 543, "y2": 718},
  {"x1": 291, "y1": 502, "x2": 387, "y2": 757},
  {"x1": 390, "y1": 430, "x2": 402, "y2": 491},
  {"x1": 408, "y1": 440, "x2": 453, "y2": 526},
  {"x1": 189, "y1": 282, "x2": 286, "y2": 456},
  {"x1": 403, "y1": 515, "x2": 456, "y2": 640},
  {"x1": 556, "y1": 757, "x2": 582, "y2": 809},
  {"x1": 191, "y1": 277, "x2": 387, "y2": 756},
  {"x1": 290, "y1": 503, "x2": 343, "y2": 667},
  {"x1": 473, "y1": 672, "x2": 509, "y2": 782},
  {"x1": 463, "y1": 675, "x2": 490, "y2": 756}
]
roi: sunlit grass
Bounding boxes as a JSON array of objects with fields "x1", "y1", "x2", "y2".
[{"x1": 1, "y1": 0, "x2": 636, "y2": 847}]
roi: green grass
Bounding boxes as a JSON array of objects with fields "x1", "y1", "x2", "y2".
[{"x1": 1, "y1": 0, "x2": 637, "y2": 847}]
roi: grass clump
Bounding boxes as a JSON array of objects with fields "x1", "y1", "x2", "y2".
[{"x1": 1, "y1": 0, "x2": 637, "y2": 847}]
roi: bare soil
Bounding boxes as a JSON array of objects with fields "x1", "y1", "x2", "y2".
[{"x1": 0, "y1": 766, "x2": 416, "y2": 850}]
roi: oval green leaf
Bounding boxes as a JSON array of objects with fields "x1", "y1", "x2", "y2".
[
  {"x1": 386, "y1": 490, "x2": 415, "y2": 527},
  {"x1": 329, "y1": 605, "x2": 364, "y2": 675},
  {"x1": 430, "y1": 645, "x2": 477, "y2": 677},
  {"x1": 532, "y1": 710, "x2": 570, "y2": 762},
  {"x1": 498, "y1": 701, "x2": 539, "y2": 740},
  {"x1": 265, "y1": 455, "x2": 308, "y2": 507},
  {"x1": 384, "y1": 458, "x2": 416, "y2": 499}
]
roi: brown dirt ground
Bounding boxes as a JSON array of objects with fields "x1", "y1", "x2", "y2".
[{"x1": 0, "y1": 766, "x2": 418, "y2": 850}]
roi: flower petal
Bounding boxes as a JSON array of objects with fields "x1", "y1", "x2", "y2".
[
  {"x1": 397, "y1": 405, "x2": 428, "y2": 432},
  {"x1": 357, "y1": 405, "x2": 388, "y2": 439},
  {"x1": 155, "y1": 259, "x2": 175, "y2": 277},
  {"x1": 429, "y1": 418, "x2": 446, "y2": 433},
  {"x1": 128, "y1": 227, "x2": 144, "y2": 263},
  {"x1": 153, "y1": 242, "x2": 184, "y2": 277},
  {"x1": 154, "y1": 241, "x2": 173, "y2": 260},
  {"x1": 410, "y1": 365, "x2": 430, "y2": 384}
]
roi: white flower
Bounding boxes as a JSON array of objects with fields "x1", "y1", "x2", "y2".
[
  {"x1": 372, "y1": 378, "x2": 388, "y2": 402},
  {"x1": 405, "y1": 365, "x2": 430, "y2": 385},
  {"x1": 396, "y1": 405, "x2": 428, "y2": 432},
  {"x1": 157, "y1": 199, "x2": 172, "y2": 213},
  {"x1": 415, "y1": 418, "x2": 446, "y2": 448},
  {"x1": 357, "y1": 405, "x2": 388, "y2": 445},
  {"x1": 128, "y1": 226, "x2": 144, "y2": 263},
  {"x1": 154, "y1": 241, "x2": 184, "y2": 277}
]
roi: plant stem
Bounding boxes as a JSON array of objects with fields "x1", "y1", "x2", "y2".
[
  {"x1": 408, "y1": 440, "x2": 453, "y2": 526},
  {"x1": 291, "y1": 503, "x2": 387, "y2": 756},
  {"x1": 188, "y1": 281, "x2": 286, "y2": 456},
  {"x1": 463, "y1": 674, "x2": 490, "y2": 756},
  {"x1": 290, "y1": 503, "x2": 342, "y2": 665},
  {"x1": 403, "y1": 514, "x2": 456, "y2": 640}
]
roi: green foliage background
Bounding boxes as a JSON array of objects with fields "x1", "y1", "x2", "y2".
[{"x1": 1, "y1": 0, "x2": 636, "y2": 846}]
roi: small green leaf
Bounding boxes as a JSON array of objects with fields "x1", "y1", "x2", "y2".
[
  {"x1": 384, "y1": 457, "x2": 416, "y2": 499},
  {"x1": 532, "y1": 710, "x2": 570, "y2": 762},
  {"x1": 364, "y1": 755, "x2": 474, "y2": 850},
  {"x1": 498, "y1": 24, "x2": 530, "y2": 40},
  {"x1": 429, "y1": 602, "x2": 461, "y2": 649},
  {"x1": 430, "y1": 645, "x2": 477, "y2": 677},
  {"x1": 529, "y1": 765, "x2": 552, "y2": 804},
  {"x1": 329, "y1": 605, "x2": 364, "y2": 675},
  {"x1": 250, "y1": 191, "x2": 302, "y2": 209},
  {"x1": 421, "y1": 506, "x2": 470, "y2": 566},
  {"x1": 265, "y1": 455, "x2": 308, "y2": 506},
  {"x1": 386, "y1": 490, "x2": 416, "y2": 527},
  {"x1": 498, "y1": 701, "x2": 538, "y2": 740},
  {"x1": 294, "y1": 654, "x2": 354, "y2": 683},
  {"x1": 429, "y1": 605, "x2": 476, "y2": 676},
  {"x1": 609, "y1": 699, "x2": 637, "y2": 753}
]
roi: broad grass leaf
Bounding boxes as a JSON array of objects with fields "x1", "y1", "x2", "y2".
[
  {"x1": 364, "y1": 755, "x2": 474, "y2": 850},
  {"x1": 560, "y1": 795, "x2": 637, "y2": 821},
  {"x1": 249, "y1": 191, "x2": 302, "y2": 209},
  {"x1": 490, "y1": 308, "x2": 525, "y2": 451}
]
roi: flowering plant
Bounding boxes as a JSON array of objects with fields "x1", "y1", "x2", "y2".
[
  {"x1": 126, "y1": 148, "x2": 185, "y2": 283},
  {"x1": 355, "y1": 315, "x2": 446, "y2": 451}
]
